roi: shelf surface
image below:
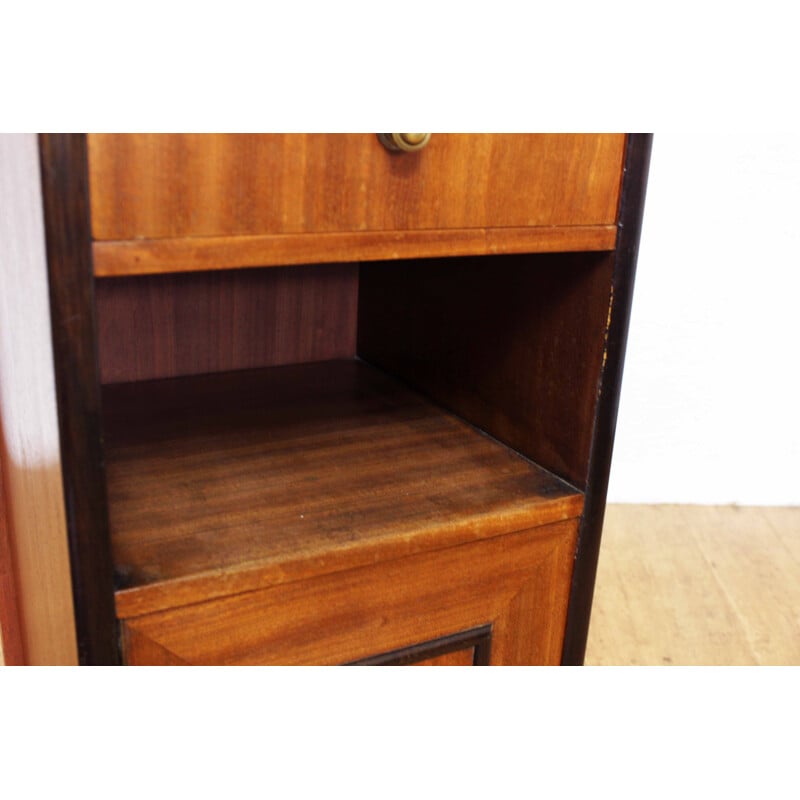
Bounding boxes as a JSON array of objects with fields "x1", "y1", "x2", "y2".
[{"x1": 103, "y1": 360, "x2": 584, "y2": 618}]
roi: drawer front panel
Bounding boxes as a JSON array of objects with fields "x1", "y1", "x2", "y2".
[
  {"x1": 120, "y1": 519, "x2": 578, "y2": 666},
  {"x1": 88, "y1": 134, "x2": 625, "y2": 241}
]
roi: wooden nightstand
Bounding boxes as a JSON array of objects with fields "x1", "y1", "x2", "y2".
[{"x1": 33, "y1": 133, "x2": 650, "y2": 665}]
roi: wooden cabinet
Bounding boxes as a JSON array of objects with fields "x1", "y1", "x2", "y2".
[{"x1": 36, "y1": 133, "x2": 651, "y2": 666}]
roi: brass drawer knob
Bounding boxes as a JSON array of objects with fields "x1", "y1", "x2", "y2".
[{"x1": 378, "y1": 133, "x2": 431, "y2": 153}]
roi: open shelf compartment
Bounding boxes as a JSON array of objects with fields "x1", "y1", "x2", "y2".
[{"x1": 103, "y1": 358, "x2": 584, "y2": 619}]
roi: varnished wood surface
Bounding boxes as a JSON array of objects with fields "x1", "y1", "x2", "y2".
[
  {"x1": 0, "y1": 134, "x2": 78, "y2": 665},
  {"x1": 96, "y1": 264, "x2": 358, "y2": 384},
  {"x1": 358, "y1": 252, "x2": 614, "y2": 489},
  {"x1": 103, "y1": 360, "x2": 584, "y2": 618},
  {"x1": 0, "y1": 457, "x2": 23, "y2": 665},
  {"x1": 88, "y1": 134, "x2": 626, "y2": 240},
  {"x1": 121, "y1": 520, "x2": 578, "y2": 665},
  {"x1": 585, "y1": 505, "x2": 800, "y2": 665},
  {"x1": 91, "y1": 224, "x2": 618, "y2": 277},
  {"x1": 4, "y1": 505, "x2": 798, "y2": 666},
  {"x1": 39, "y1": 134, "x2": 118, "y2": 664},
  {"x1": 562, "y1": 134, "x2": 652, "y2": 664}
]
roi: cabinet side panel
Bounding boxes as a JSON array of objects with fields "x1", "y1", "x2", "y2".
[
  {"x1": 39, "y1": 134, "x2": 118, "y2": 665},
  {"x1": 95, "y1": 264, "x2": 359, "y2": 384},
  {"x1": 561, "y1": 133, "x2": 653, "y2": 664},
  {"x1": 0, "y1": 134, "x2": 78, "y2": 665},
  {"x1": 0, "y1": 456, "x2": 23, "y2": 665},
  {"x1": 357, "y1": 252, "x2": 615, "y2": 489}
]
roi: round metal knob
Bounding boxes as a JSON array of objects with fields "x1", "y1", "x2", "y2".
[{"x1": 378, "y1": 133, "x2": 432, "y2": 153}]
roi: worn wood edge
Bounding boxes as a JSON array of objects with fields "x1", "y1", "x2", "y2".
[
  {"x1": 92, "y1": 226, "x2": 618, "y2": 277},
  {"x1": 39, "y1": 134, "x2": 119, "y2": 665},
  {"x1": 114, "y1": 495, "x2": 584, "y2": 619},
  {"x1": 560, "y1": 133, "x2": 653, "y2": 666}
]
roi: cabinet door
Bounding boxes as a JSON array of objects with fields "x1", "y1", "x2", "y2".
[{"x1": 120, "y1": 520, "x2": 578, "y2": 666}]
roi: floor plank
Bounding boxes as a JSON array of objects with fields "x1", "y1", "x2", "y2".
[{"x1": 586, "y1": 505, "x2": 800, "y2": 665}]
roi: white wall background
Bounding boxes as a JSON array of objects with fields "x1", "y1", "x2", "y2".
[{"x1": 607, "y1": 132, "x2": 800, "y2": 506}]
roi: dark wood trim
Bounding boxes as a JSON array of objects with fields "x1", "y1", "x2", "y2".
[
  {"x1": 39, "y1": 134, "x2": 119, "y2": 665},
  {"x1": 349, "y1": 624, "x2": 493, "y2": 666},
  {"x1": 560, "y1": 133, "x2": 653, "y2": 665}
]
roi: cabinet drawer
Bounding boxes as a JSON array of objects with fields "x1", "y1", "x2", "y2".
[
  {"x1": 119, "y1": 520, "x2": 578, "y2": 666},
  {"x1": 89, "y1": 133, "x2": 625, "y2": 239},
  {"x1": 88, "y1": 134, "x2": 625, "y2": 276}
]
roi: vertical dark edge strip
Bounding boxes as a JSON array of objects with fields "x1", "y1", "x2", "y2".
[
  {"x1": 472, "y1": 630, "x2": 492, "y2": 666},
  {"x1": 560, "y1": 133, "x2": 653, "y2": 665},
  {"x1": 39, "y1": 134, "x2": 119, "y2": 665}
]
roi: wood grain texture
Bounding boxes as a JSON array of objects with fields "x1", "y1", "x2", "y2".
[
  {"x1": 87, "y1": 134, "x2": 626, "y2": 240},
  {"x1": 96, "y1": 264, "x2": 358, "y2": 384},
  {"x1": 585, "y1": 505, "x2": 800, "y2": 666},
  {"x1": 358, "y1": 252, "x2": 615, "y2": 489},
  {"x1": 0, "y1": 134, "x2": 78, "y2": 665},
  {"x1": 39, "y1": 134, "x2": 118, "y2": 664},
  {"x1": 0, "y1": 455, "x2": 24, "y2": 665},
  {"x1": 91, "y1": 225, "x2": 618, "y2": 277},
  {"x1": 103, "y1": 360, "x2": 583, "y2": 619},
  {"x1": 120, "y1": 520, "x2": 578, "y2": 665},
  {"x1": 121, "y1": 626, "x2": 188, "y2": 665}
]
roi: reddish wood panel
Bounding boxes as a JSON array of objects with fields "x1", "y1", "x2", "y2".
[
  {"x1": 3, "y1": 134, "x2": 81, "y2": 665},
  {"x1": 358, "y1": 252, "x2": 616, "y2": 488},
  {"x1": 103, "y1": 360, "x2": 584, "y2": 619},
  {"x1": 91, "y1": 225, "x2": 618, "y2": 277},
  {"x1": 0, "y1": 457, "x2": 24, "y2": 665},
  {"x1": 88, "y1": 134, "x2": 626, "y2": 241},
  {"x1": 96, "y1": 264, "x2": 358, "y2": 384},
  {"x1": 122, "y1": 626, "x2": 187, "y2": 665},
  {"x1": 120, "y1": 520, "x2": 579, "y2": 665}
]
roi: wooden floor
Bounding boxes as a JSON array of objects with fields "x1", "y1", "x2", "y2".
[
  {"x1": 2, "y1": 505, "x2": 798, "y2": 665},
  {"x1": 586, "y1": 504, "x2": 800, "y2": 665}
]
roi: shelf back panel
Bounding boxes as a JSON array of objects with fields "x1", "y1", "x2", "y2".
[
  {"x1": 357, "y1": 252, "x2": 615, "y2": 489},
  {"x1": 96, "y1": 263, "x2": 358, "y2": 384}
]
